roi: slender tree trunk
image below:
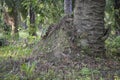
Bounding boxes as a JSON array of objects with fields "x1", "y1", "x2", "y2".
[
  {"x1": 115, "y1": 12, "x2": 120, "y2": 35},
  {"x1": 11, "y1": 8, "x2": 19, "y2": 36},
  {"x1": 64, "y1": 0, "x2": 72, "y2": 15},
  {"x1": 74, "y1": 0, "x2": 106, "y2": 57},
  {"x1": 114, "y1": 0, "x2": 120, "y2": 35},
  {"x1": 29, "y1": 5, "x2": 36, "y2": 36}
]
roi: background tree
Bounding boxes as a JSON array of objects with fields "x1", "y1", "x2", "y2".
[
  {"x1": 29, "y1": 3, "x2": 36, "y2": 36},
  {"x1": 64, "y1": 0, "x2": 72, "y2": 15},
  {"x1": 114, "y1": 0, "x2": 120, "y2": 35},
  {"x1": 2, "y1": 0, "x2": 21, "y2": 37},
  {"x1": 0, "y1": 0, "x2": 28, "y2": 37}
]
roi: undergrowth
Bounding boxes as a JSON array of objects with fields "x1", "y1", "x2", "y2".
[{"x1": 0, "y1": 32, "x2": 120, "y2": 80}]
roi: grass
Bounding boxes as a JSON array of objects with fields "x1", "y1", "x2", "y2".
[{"x1": 0, "y1": 30, "x2": 32, "y2": 61}]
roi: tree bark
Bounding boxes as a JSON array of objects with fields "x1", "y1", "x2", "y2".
[{"x1": 74, "y1": 0, "x2": 106, "y2": 57}]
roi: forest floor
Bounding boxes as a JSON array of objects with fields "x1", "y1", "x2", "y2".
[
  {"x1": 0, "y1": 42, "x2": 120, "y2": 80},
  {"x1": 0, "y1": 31, "x2": 120, "y2": 80}
]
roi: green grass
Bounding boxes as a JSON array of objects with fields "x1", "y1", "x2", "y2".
[
  {"x1": 0, "y1": 30, "x2": 31, "y2": 60},
  {"x1": 0, "y1": 45, "x2": 32, "y2": 64}
]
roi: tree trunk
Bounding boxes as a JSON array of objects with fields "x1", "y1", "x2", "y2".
[
  {"x1": 11, "y1": 8, "x2": 19, "y2": 37},
  {"x1": 115, "y1": 11, "x2": 120, "y2": 35},
  {"x1": 64, "y1": 0, "x2": 72, "y2": 15},
  {"x1": 114, "y1": 0, "x2": 120, "y2": 35},
  {"x1": 74, "y1": 0, "x2": 106, "y2": 57},
  {"x1": 29, "y1": 5, "x2": 36, "y2": 36},
  {"x1": 3, "y1": 7, "x2": 19, "y2": 37}
]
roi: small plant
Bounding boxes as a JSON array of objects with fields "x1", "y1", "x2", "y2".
[
  {"x1": 79, "y1": 67, "x2": 101, "y2": 80},
  {"x1": 80, "y1": 67, "x2": 91, "y2": 76},
  {"x1": 20, "y1": 62, "x2": 36, "y2": 78}
]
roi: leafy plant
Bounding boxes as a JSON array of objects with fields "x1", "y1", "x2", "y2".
[
  {"x1": 106, "y1": 36, "x2": 120, "y2": 56},
  {"x1": 20, "y1": 62, "x2": 36, "y2": 78},
  {"x1": 80, "y1": 67, "x2": 91, "y2": 76}
]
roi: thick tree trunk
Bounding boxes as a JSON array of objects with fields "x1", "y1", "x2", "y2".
[
  {"x1": 29, "y1": 5, "x2": 36, "y2": 36},
  {"x1": 64, "y1": 0, "x2": 72, "y2": 15},
  {"x1": 74, "y1": 0, "x2": 106, "y2": 57}
]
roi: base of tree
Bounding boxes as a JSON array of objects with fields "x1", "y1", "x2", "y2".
[{"x1": 31, "y1": 15, "x2": 78, "y2": 61}]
